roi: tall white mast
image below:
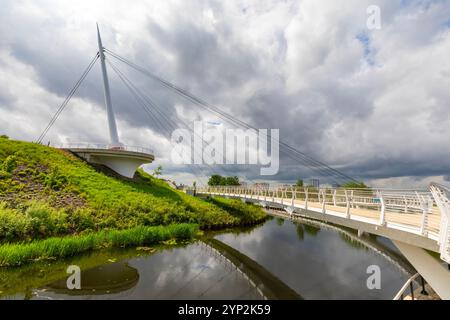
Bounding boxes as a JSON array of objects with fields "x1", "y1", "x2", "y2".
[{"x1": 97, "y1": 24, "x2": 121, "y2": 147}]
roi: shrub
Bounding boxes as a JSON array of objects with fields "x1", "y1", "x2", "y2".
[
  {"x1": 2, "y1": 155, "x2": 17, "y2": 173},
  {"x1": 69, "y1": 208, "x2": 95, "y2": 232},
  {"x1": 0, "y1": 170, "x2": 11, "y2": 180},
  {"x1": 44, "y1": 168, "x2": 67, "y2": 190},
  {"x1": 0, "y1": 203, "x2": 31, "y2": 242},
  {"x1": 25, "y1": 202, "x2": 68, "y2": 237}
]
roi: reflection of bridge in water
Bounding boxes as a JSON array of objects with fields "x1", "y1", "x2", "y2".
[
  {"x1": 200, "y1": 238, "x2": 302, "y2": 300},
  {"x1": 270, "y1": 211, "x2": 415, "y2": 276}
]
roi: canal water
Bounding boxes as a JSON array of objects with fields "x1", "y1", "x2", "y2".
[{"x1": 0, "y1": 215, "x2": 413, "y2": 300}]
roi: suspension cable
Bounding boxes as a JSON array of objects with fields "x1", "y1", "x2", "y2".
[
  {"x1": 104, "y1": 49, "x2": 358, "y2": 184},
  {"x1": 107, "y1": 58, "x2": 209, "y2": 186},
  {"x1": 107, "y1": 58, "x2": 262, "y2": 186}
]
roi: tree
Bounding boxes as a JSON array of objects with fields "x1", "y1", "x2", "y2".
[
  {"x1": 153, "y1": 165, "x2": 163, "y2": 177},
  {"x1": 208, "y1": 175, "x2": 240, "y2": 186},
  {"x1": 342, "y1": 182, "x2": 369, "y2": 189},
  {"x1": 208, "y1": 174, "x2": 224, "y2": 186},
  {"x1": 225, "y1": 176, "x2": 240, "y2": 186},
  {"x1": 295, "y1": 179, "x2": 304, "y2": 187}
]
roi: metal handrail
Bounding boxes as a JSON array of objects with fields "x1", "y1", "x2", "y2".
[
  {"x1": 430, "y1": 183, "x2": 450, "y2": 197},
  {"x1": 199, "y1": 186, "x2": 434, "y2": 212},
  {"x1": 54, "y1": 142, "x2": 154, "y2": 155},
  {"x1": 393, "y1": 273, "x2": 425, "y2": 300}
]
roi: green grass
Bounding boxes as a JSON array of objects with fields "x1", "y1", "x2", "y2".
[
  {"x1": 0, "y1": 223, "x2": 198, "y2": 267},
  {"x1": 0, "y1": 138, "x2": 266, "y2": 243},
  {"x1": 206, "y1": 197, "x2": 267, "y2": 226}
]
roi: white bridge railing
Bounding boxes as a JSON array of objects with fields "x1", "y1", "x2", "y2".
[
  {"x1": 53, "y1": 142, "x2": 154, "y2": 155},
  {"x1": 430, "y1": 183, "x2": 450, "y2": 264},
  {"x1": 197, "y1": 183, "x2": 450, "y2": 264}
]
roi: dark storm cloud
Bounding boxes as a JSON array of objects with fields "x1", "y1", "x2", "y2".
[{"x1": 1, "y1": 0, "x2": 450, "y2": 187}]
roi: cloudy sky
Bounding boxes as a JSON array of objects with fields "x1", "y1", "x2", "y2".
[{"x1": 0, "y1": 0, "x2": 449, "y2": 188}]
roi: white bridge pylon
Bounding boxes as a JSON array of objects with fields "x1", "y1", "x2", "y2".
[
  {"x1": 197, "y1": 183, "x2": 450, "y2": 299},
  {"x1": 61, "y1": 26, "x2": 155, "y2": 178}
]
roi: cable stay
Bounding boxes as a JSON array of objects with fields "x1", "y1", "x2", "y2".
[
  {"x1": 106, "y1": 58, "x2": 263, "y2": 186},
  {"x1": 107, "y1": 58, "x2": 213, "y2": 186},
  {"x1": 104, "y1": 49, "x2": 358, "y2": 185},
  {"x1": 36, "y1": 46, "x2": 359, "y2": 185},
  {"x1": 37, "y1": 53, "x2": 100, "y2": 144}
]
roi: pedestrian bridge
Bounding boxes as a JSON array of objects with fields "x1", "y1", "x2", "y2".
[{"x1": 197, "y1": 183, "x2": 450, "y2": 299}]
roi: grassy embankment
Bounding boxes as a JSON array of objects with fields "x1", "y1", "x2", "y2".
[{"x1": 0, "y1": 137, "x2": 266, "y2": 266}]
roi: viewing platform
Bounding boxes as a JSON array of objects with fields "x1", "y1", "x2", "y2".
[{"x1": 57, "y1": 143, "x2": 154, "y2": 178}]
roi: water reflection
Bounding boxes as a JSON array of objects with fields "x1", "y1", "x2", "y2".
[
  {"x1": 204, "y1": 239, "x2": 302, "y2": 299},
  {"x1": 43, "y1": 262, "x2": 139, "y2": 296},
  {"x1": 28, "y1": 243, "x2": 265, "y2": 300},
  {"x1": 1, "y1": 215, "x2": 413, "y2": 300},
  {"x1": 216, "y1": 217, "x2": 412, "y2": 300}
]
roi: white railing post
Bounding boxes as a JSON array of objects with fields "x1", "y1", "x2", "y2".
[
  {"x1": 321, "y1": 189, "x2": 326, "y2": 213},
  {"x1": 379, "y1": 191, "x2": 386, "y2": 226},
  {"x1": 304, "y1": 187, "x2": 309, "y2": 210},
  {"x1": 345, "y1": 189, "x2": 350, "y2": 218},
  {"x1": 403, "y1": 196, "x2": 408, "y2": 213},
  {"x1": 291, "y1": 187, "x2": 295, "y2": 207},
  {"x1": 416, "y1": 192, "x2": 429, "y2": 236},
  {"x1": 333, "y1": 189, "x2": 337, "y2": 206},
  {"x1": 351, "y1": 190, "x2": 355, "y2": 208}
]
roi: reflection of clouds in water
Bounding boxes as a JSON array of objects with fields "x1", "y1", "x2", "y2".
[
  {"x1": 125, "y1": 244, "x2": 259, "y2": 300},
  {"x1": 216, "y1": 219, "x2": 409, "y2": 299},
  {"x1": 29, "y1": 243, "x2": 261, "y2": 300},
  {"x1": 29, "y1": 219, "x2": 410, "y2": 300}
]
